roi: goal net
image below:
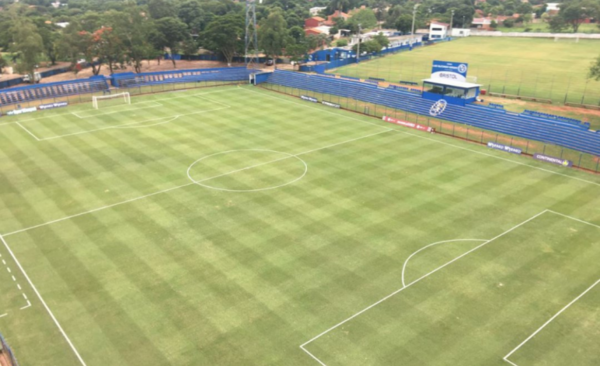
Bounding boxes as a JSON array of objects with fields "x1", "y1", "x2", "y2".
[{"x1": 92, "y1": 92, "x2": 131, "y2": 110}]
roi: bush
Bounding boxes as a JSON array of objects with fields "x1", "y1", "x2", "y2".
[
  {"x1": 490, "y1": 20, "x2": 498, "y2": 29},
  {"x1": 503, "y1": 18, "x2": 515, "y2": 28},
  {"x1": 524, "y1": 27, "x2": 532, "y2": 32},
  {"x1": 336, "y1": 39, "x2": 348, "y2": 47}
]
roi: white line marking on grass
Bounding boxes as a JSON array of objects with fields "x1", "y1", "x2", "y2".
[
  {"x1": 0, "y1": 234, "x2": 87, "y2": 365},
  {"x1": 300, "y1": 210, "x2": 549, "y2": 366},
  {"x1": 501, "y1": 210, "x2": 600, "y2": 366},
  {"x1": 2, "y1": 129, "x2": 392, "y2": 236},
  {"x1": 71, "y1": 102, "x2": 164, "y2": 119},
  {"x1": 16, "y1": 122, "x2": 41, "y2": 141},
  {"x1": 245, "y1": 88, "x2": 600, "y2": 189},
  {"x1": 187, "y1": 149, "x2": 308, "y2": 192},
  {"x1": 20, "y1": 301, "x2": 31, "y2": 310},
  {"x1": 401, "y1": 239, "x2": 488, "y2": 287},
  {"x1": 0, "y1": 313, "x2": 7, "y2": 318},
  {"x1": 0, "y1": 87, "x2": 236, "y2": 129},
  {"x1": 503, "y1": 278, "x2": 600, "y2": 366}
]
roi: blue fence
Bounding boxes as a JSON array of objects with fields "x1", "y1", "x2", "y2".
[
  {"x1": 0, "y1": 66, "x2": 72, "y2": 90},
  {"x1": 300, "y1": 42, "x2": 423, "y2": 74}
]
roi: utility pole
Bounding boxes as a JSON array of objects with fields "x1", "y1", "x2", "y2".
[
  {"x1": 356, "y1": 23, "x2": 362, "y2": 63},
  {"x1": 411, "y1": 3, "x2": 420, "y2": 42},
  {"x1": 450, "y1": 9, "x2": 455, "y2": 33}
]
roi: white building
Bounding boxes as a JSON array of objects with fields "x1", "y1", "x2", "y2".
[
  {"x1": 309, "y1": 7, "x2": 326, "y2": 16},
  {"x1": 429, "y1": 21, "x2": 449, "y2": 40},
  {"x1": 546, "y1": 3, "x2": 561, "y2": 12},
  {"x1": 451, "y1": 28, "x2": 470, "y2": 37}
]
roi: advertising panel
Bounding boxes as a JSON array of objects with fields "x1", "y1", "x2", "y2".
[
  {"x1": 300, "y1": 95, "x2": 318, "y2": 103},
  {"x1": 487, "y1": 142, "x2": 522, "y2": 155},
  {"x1": 431, "y1": 60, "x2": 469, "y2": 82},
  {"x1": 382, "y1": 116, "x2": 434, "y2": 132},
  {"x1": 533, "y1": 153, "x2": 573, "y2": 167}
]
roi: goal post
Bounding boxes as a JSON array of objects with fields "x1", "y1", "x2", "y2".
[{"x1": 92, "y1": 92, "x2": 131, "y2": 109}]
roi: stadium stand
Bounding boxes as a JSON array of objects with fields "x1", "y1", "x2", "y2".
[
  {"x1": 111, "y1": 67, "x2": 255, "y2": 88},
  {"x1": 265, "y1": 70, "x2": 600, "y2": 157},
  {"x1": 0, "y1": 76, "x2": 109, "y2": 108}
]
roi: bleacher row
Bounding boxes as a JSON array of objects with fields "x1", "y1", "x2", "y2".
[
  {"x1": 112, "y1": 67, "x2": 254, "y2": 88},
  {"x1": 0, "y1": 79, "x2": 109, "y2": 106},
  {"x1": 0, "y1": 68, "x2": 254, "y2": 109},
  {"x1": 266, "y1": 70, "x2": 600, "y2": 157}
]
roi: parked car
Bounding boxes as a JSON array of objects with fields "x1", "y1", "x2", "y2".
[
  {"x1": 23, "y1": 72, "x2": 42, "y2": 83},
  {"x1": 265, "y1": 59, "x2": 274, "y2": 66}
]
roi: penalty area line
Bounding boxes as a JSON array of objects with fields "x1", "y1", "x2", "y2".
[
  {"x1": 300, "y1": 209, "x2": 550, "y2": 366},
  {"x1": 0, "y1": 234, "x2": 87, "y2": 366}
]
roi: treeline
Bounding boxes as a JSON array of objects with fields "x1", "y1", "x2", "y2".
[{"x1": 0, "y1": 0, "x2": 598, "y2": 81}]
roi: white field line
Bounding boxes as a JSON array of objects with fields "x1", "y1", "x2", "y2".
[
  {"x1": 16, "y1": 122, "x2": 41, "y2": 141},
  {"x1": 245, "y1": 88, "x2": 600, "y2": 189},
  {"x1": 502, "y1": 211, "x2": 600, "y2": 366},
  {"x1": 300, "y1": 210, "x2": 550, "y2": 366},
  {"x1": 71, "y1": 102, "x2": 164, "y2": 119},
  {"x1": 0, "y1": 313, "x2": 7, "y2": 318},
  {"x1": 503, "y1": 278, "x2": 600, "y2": 366},
  {"x1": 30, "y1": 105, "x2": 228, "y2": 141},
  {"x1": 401, "y1": 239, "x2": 488, "y2": 287},
  {"x1": 0, "y1": 87, "x2": 236, "y2": 127},
  {"x1": 2, "y1": 129, "x2": 392, "y2": 237},
  {"x1": 0, "y1": 234, "x2": 87, "y2": 366},
  {"x1": 0, "y1": 251, "x2": 31, "y2": 310}
]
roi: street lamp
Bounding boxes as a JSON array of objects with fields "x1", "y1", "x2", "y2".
[
  {"x1": 450, "y1": 9, "x2": 455, "y2": 32},
  {"x1": 356, "y1": 23, "x2": 362, "y2": 63},
  {"x1": 411, "y1": 3, "x2": 420, "y2": 38}
]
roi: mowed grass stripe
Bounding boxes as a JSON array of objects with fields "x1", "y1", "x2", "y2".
[{"x1": 1, "y1": 86, "x2": 600, "y2": 366}]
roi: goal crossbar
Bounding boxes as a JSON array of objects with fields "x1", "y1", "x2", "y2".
[{"x1": 92, "y1": 92, "x2": 131, "y2": 109}]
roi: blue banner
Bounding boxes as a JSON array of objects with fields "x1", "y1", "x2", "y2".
[
  {"x1": 487, "y1": 142, "x2": 522, "y2": 155},
  {"x1": 431, "y1": 60, "x2": 469, "y2": 82}
]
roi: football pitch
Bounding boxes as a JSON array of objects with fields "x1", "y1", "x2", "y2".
[
  {"x1": 0, "y1": 85, "x2": 599, "y2": 366},
  {"x1": 330, "y1": 37, "x2": 600, "y2": 105}
]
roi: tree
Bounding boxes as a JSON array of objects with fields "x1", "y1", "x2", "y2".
[
  {"x1": 152, "y1": 17, "x2": 189, "y2": 67},
  {"x1": 490, "y1": 20, "x2": 498, "y2": 29},
  {"x1": 0, "y1": 53, "x2": 7, "y2": 74},
  {"x1": 589, "y1": 55, "x2": 600, "y2": 81},
  {"x1": 33, "y1": 19, "x2": 60, "y2": 65},
  {"x1": 560, "y1": 1, "x2": 591, "y2": 33},
  {"x1": 349, "y1": 8, "x2": 378, "y2": 29},
  {"x1": 352, "y1": 39, "x2": 382, "y2": 54},
  {"x1": 148, "y1": 0, "x2": 175, "y2": 19},
  {"x1": 202, "y1": 13, "x2": 243, "y2": 65},
  {"x1": 106, "y1": 8, "x2": 154, "y2": 73},
  {"x1": 10, "y1": 18, "x2": 44, "y2": 80},
  {"x1": 395, "y1": 14, "x2": 413, "y2": 33},
  {"x1": 336, "y1": 38, "x2": 348, "y2": 47},
  {"x1": 259, "y1": 10, "x2": 288, "y2": 59},
  {"x1": 177, "y1": 0, "x2": 206, "y2": 33},
  {"x1": 285, "y1": 42, "x2": 307, "y2": 62},
  {"x1": 548, "y1": 15, "x2": 567, "y2": 32},
  {"x1": 372, "y1": 33, "x2": 389, "y2": 49}
]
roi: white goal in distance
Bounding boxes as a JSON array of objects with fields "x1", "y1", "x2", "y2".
[{"x1": 92, "y1": 92, "x2": 131, "y2": 109}]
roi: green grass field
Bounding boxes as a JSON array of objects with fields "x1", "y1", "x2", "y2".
[
  {"x1": 0, "y1": 85, "x2": 599, "y2": 366},
  {"x1": 330, "y1": 37, "x2": 600, "y2": 105}
]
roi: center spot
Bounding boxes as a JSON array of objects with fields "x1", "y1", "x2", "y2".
[{"x1": 187, "y1": 149, "x2": 307, "y2": 192}]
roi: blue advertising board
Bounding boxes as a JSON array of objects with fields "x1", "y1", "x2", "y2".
[{"x1": 431, "y1": 60, "x2": 469, "y2": 82}]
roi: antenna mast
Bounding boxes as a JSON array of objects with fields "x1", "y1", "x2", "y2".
[{"x1": 245, "y1": 0, "x2": 259, "y2": 68}]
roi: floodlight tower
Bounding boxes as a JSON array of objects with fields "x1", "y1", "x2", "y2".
[{"x1": 245, "y1": 0, "x2": 260, "y2": 69}]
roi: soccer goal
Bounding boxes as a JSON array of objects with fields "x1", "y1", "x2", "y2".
[{"x1": 92, "y1": 92, "x2": 131, "y2": 110}]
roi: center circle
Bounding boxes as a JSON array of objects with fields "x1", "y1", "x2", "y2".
[{"x1": 186, "y1": 149, "x2": 308, "y2": 192}]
